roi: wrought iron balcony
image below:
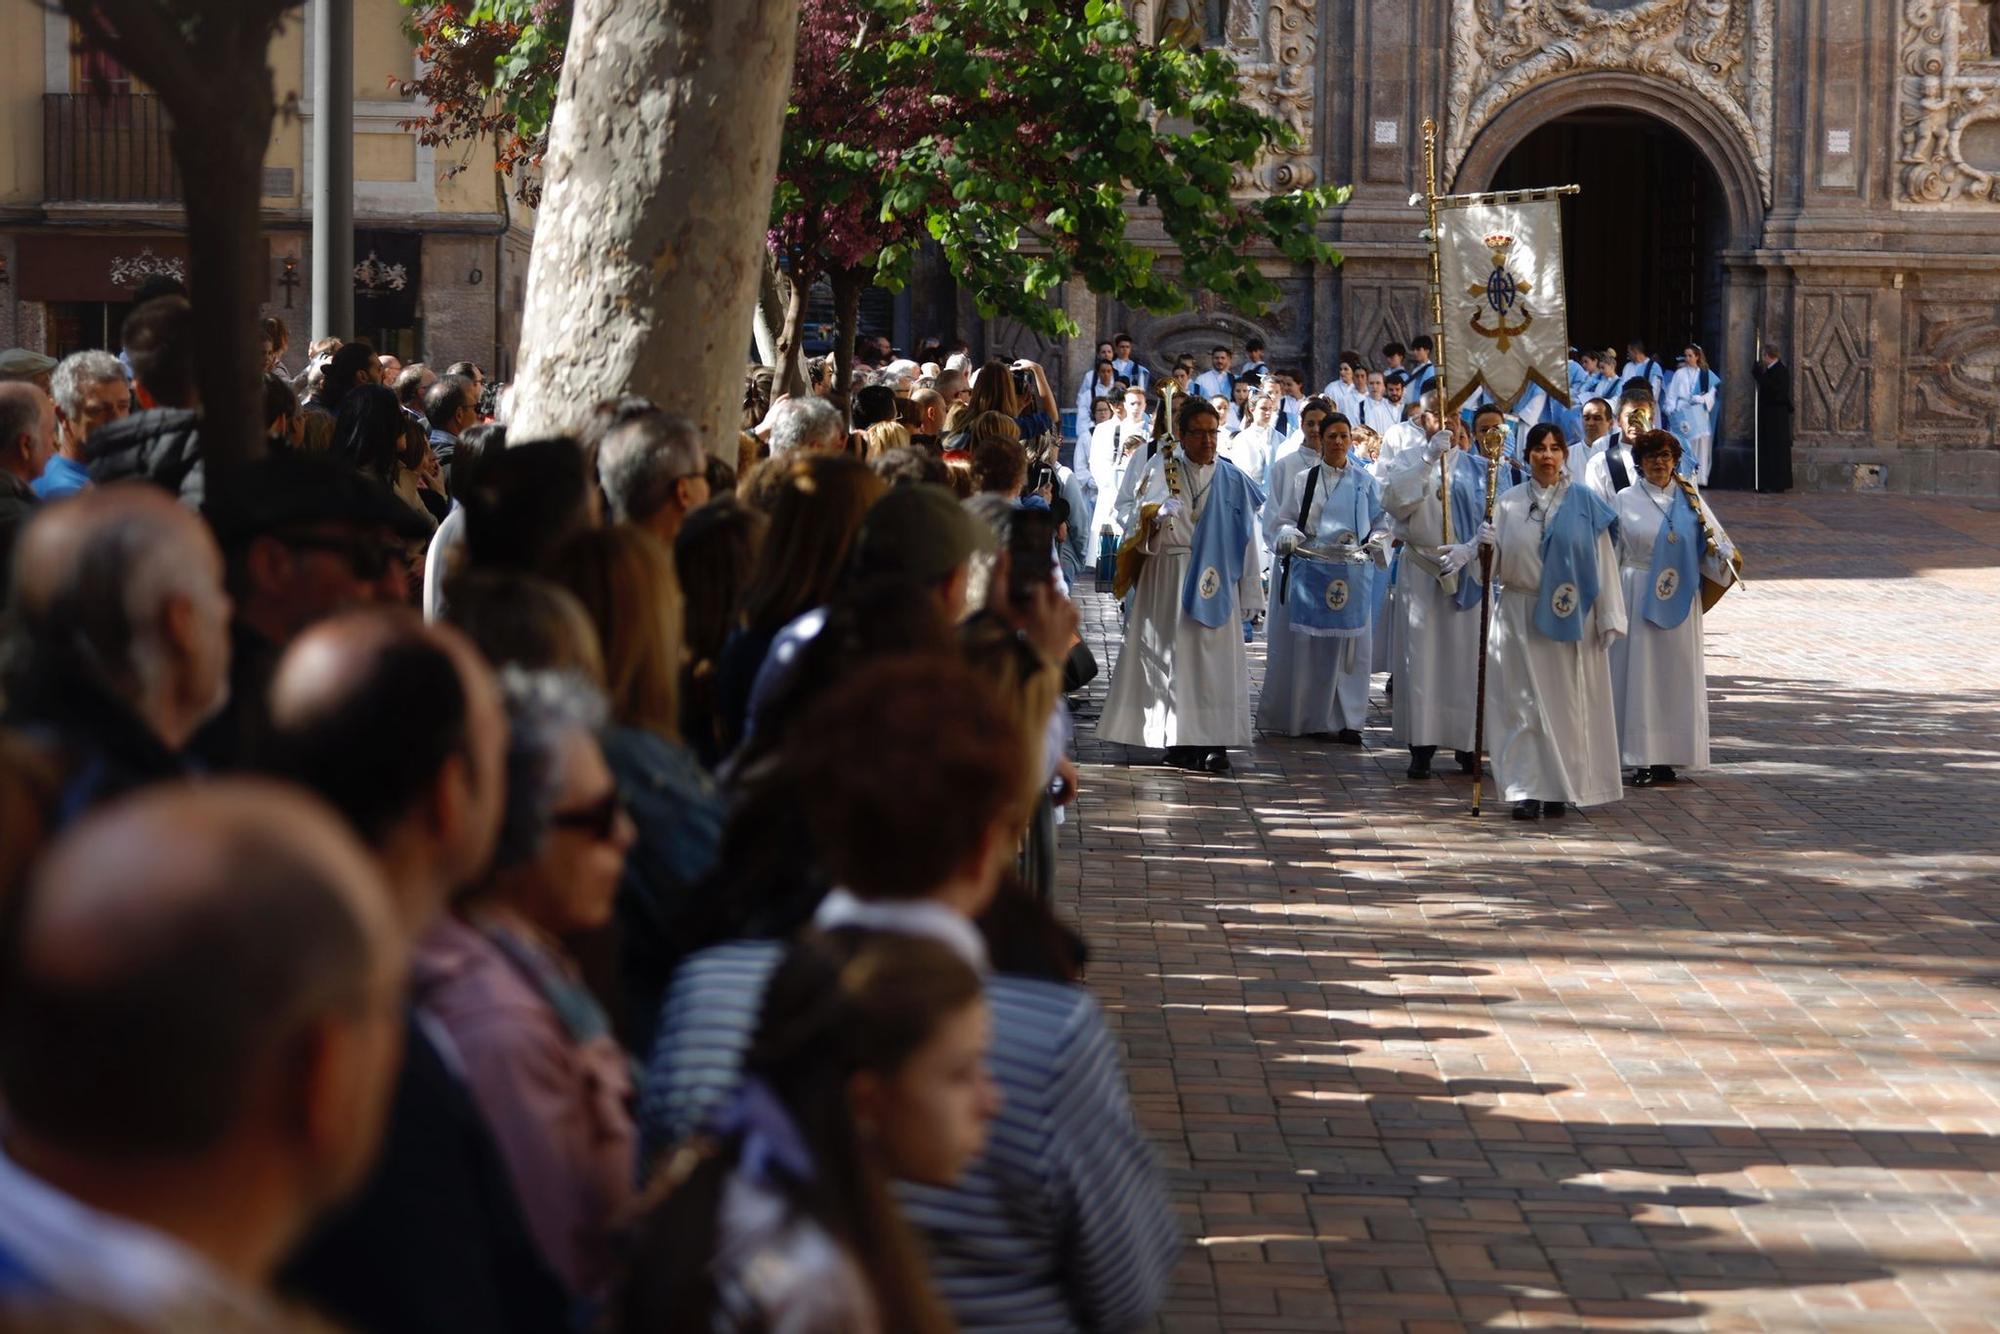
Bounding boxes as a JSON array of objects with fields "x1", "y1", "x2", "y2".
[{"x1": 43, "y1": 93, "x2": 183, "y2": 204}]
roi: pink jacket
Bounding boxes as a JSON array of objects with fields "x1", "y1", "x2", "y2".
[{"x1": 413, "y1": 913, "x2": 637, "y2": 1297}]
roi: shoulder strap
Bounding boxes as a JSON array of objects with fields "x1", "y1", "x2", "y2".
[
  {"x1": 1609, "y1": 448, "x2": 1631, "y2": 492},
  {"x1": 1296, "y1": 462, "x2": 1321, "y2": 531}
]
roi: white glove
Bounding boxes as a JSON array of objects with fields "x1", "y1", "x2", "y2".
[
  {"x1": 1274, "y1": 525, "x2": 1302, "y2": 556},
  {"x1": 1598, "y1": 626, "x2": 1623, "y2": 652},
  {"x1": 1477, "y1": 521, "x2": 1497, "y2": 549},
  {"x1": 1422, "y1": 429, "x2": 1450, "y2": 462},
  {"x1": 1438, "y1": 541, "x2": 1478, "y2": 576},
  {"x1": 1158, "y1": 497, "x2": 1184, "y2": 520}
]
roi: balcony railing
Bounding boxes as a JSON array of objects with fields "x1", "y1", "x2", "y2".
[{"x1": 43, "y1": 93, "x2": 183, "y2": 204}]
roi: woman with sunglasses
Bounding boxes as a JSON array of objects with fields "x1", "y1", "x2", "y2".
[{"x1": 412, "y1": 668, "x2": 639, "y2": 1305}]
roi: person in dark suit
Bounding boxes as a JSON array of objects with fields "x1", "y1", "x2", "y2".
[{"x1": 1752, "y1": 345, "x2": 1794, "y2": 493}]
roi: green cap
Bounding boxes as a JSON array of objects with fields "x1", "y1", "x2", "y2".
[{"x1": 853, "y1": 483, "x2": 994, "y2": 582}]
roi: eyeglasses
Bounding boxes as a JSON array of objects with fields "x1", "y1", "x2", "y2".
[
  {"x1": 1181, "y1": 427, "x2": 1220, "y2": 440},
  {"x1": 284, "y1": 533, "x2": 401, "y2": 582},
  {"x1": 549, "y1": 788, "x2": 625, "y2": 842}
]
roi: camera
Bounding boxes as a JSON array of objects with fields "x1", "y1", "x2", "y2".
[{"x1": 1012, "y1": 367, "x2": 1035, "y2": 398}]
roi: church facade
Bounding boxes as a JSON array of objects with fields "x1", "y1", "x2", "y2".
[{"x1": 959, "y1": 0, "x2": 2000, "y2": 496}]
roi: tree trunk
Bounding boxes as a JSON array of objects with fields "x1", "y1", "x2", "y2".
[
  {"x1": 773, "y1": 254, "x2": 814, "y2": 400},
  {"x1": 509, "y1": 0, "x2": 803, "y2": 459},
  {"x1": 174, "y1": 114, "x2": 272, "y2": 476},
  {"x1": 829, "y1": 264, "x2": 863, "y2": 412}
]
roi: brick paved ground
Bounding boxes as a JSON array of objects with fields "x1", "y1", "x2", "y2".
[{"x1": 1058, "y1": 493, "x2": 2000, "y2": 1333}]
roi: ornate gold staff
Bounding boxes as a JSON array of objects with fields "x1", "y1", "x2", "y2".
[
  {"x1": 1468, "y1": 420, "x2": 1505, "y2": 817},
  {"x1": 1420, "y1": 119, "x2": 1454, "y2": 559}
]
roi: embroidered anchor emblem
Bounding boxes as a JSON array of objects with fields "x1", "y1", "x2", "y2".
[
  {"x1": 1325, "y1": 578, "x2": 1350, "y2": 612},
  {"x1": 1654, "y1": 568, "x2": 1680, "y2": 602},
  {"x1": 1198, "y1": 566, "x2": 1222, "y2": 600},
  {"x1": 1467, "y1": 232, "x2": 1534, "y2": 353},
  {"x1": 1550, "y1": 582, "x2": 1579, "y2": 619}
]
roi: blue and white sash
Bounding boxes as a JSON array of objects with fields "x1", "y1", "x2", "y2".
[
  {"x1": 1534, "y1": 484, "x2": 1620, "y2": 642},
  {"x1": 1641, "y1": 484, "x2": 1703, "y2": 629},
  {"x1": 1181, "y1": 457, "x2": 1265, "y2": 629},
  {"x1": 1284, "y1": 464, "x2": 1375, "y2": 636}
]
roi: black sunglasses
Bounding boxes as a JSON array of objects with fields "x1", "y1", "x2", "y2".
[{"x1": 548, "y1": 789, "x2": 625, "y2": 842}]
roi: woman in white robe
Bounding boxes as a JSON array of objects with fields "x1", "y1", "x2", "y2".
[
  {"x1": 1099, "y1": 402, "x2": 1266, "y2": 772},
  {"x1": 1662, "y1": 344, "x2": 1721, "y2": 485},
  {"x1": 1610, "y1": 430, "x2": 1739, "y2": 786},
  {"x1": 1481, "y1": 423, "x2": 1627, "y2": 819},
  {"x1": 1258, "y1": 413, "x2": 1388, "y2": 741},
  {"x1": 1382, "y1": 424, "x2": 1488, "y2": 779},
  {"x1": 1221, "y1": 391, "x2": 1279, "y2": 493}
]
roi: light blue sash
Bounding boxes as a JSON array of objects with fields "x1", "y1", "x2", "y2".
[
  {"x1": 1641, "y1": 484, "x2": 1703, "y2": 629},
  {"x1": 1533, "y1": 484, "x2": 1620, "y2": 642},
  {"x1": 1181, "y1": 458, "x2": 1265, "y2": 629}
]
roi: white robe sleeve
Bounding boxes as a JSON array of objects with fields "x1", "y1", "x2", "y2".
[{"x1": 1590, "y1": 527, "x2": 1628, "y2": 644}]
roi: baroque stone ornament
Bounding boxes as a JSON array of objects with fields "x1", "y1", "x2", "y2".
[
  {"x1": 1445, "y1": 0, "x2": 1774, "y2": 206},
  {"x1": 1897, "y1": 2, "x2": 2000, "y2": 205},
  {"x1": 1131, "y1": 0, "x2": 1319, "y2": 194}
]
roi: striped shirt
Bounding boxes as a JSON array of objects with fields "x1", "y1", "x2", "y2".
[{"x1": 642, "y1": 941, "x2": 1182, "y2": 1332}]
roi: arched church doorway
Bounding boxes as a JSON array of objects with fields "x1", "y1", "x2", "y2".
[{"x1": 1488, "y1": 110, "x2": 1728, "y2": 376}]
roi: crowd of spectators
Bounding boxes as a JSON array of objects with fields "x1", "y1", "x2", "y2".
[{"x1": 0, "y1": 305, "x2": 1178, "y2": 1332}]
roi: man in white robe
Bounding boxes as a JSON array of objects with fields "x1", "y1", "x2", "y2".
[
  {"x1": 1099, "y1": 399, "x2": 1265, "y2": 773},
  {"x1": 1074, "y1": 357, "x2": 1119, "y2": 426},
  {"x1": 1109, "y1": 333, "x2": 1150, "y2": 392},
  {"x1": 1618, "y1": 340, "x2": 1667, "y2": 402},
  {"x1": 1582, "y1": 386, "x2": 1655, "y2": 504},
  {"x1": 1357, "y1": 372, "x2": 1400, "y2": 438},
  {"x1": 1481, "y1": 426, "x2": 1628, "y2": 819},
  {"x1": 1091, "y1": 386, "x2": 1150, "y2": 539},
  {"x1": 1610, "y1": 431, "x2": 1738, "y2": 786},
  {"x1": 1192, "y1": 347, "x2": 1235, "y2": 401},
  {"x1": 1382, "y1": 422, "x2": 1487, "y2": 779}
]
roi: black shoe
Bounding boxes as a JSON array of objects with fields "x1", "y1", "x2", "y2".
[
  {"x1": 1512, "y1": 799, "x2": 1542, "y2": 821},
  {"x1": 1333, "y1": 729, "x2": 1363, "y2": 746},
  {"x1": 1162, "y1": 747, "x2": 1200, "y2": 769},
  {"x1": 1454, "y1": 750, "x2": 1479, "y2": 775},
  {"x1": 1543, "y1": 800, "x2": 1567, "y2": 818},
  {"x1": 1385, "y1": 675, "x2": 1394, "y2": 702},
  {"x1": 1628, "y1": 767, "x2": 1656, "y2": 788},
  {"x1": 1651, "y1": 765, "x2": 1679, "y2": 785},
  {"x1": 1407, "y1": 746, "x2": 1435, "y2": 780},
  {"x1": 1202, "y1": 749, "x2": 1232, "y2": 774}
]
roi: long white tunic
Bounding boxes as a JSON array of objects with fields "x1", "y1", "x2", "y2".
[
  {"x1": 1582, "y1": 432, "x2": 1638, "y2": 505},
  {"x1": 1221, "y1": 424, "x2": 1274, "y2": 493},
  {"x1": 1089, "y1": 417, "x2": 1146, "y2": 537},
  {"x1": 1258, "y1": 462, "x2": 1387, "y2": 736},
  {"x1": 1484, "y1": 480, "x2": 1627, "y2": 806},
  {"x1": 1609, "y1": 480, "x2": 1736, "y2": 770},
  {"x1": 1357, "y1": 395, "x2": 1400, "y2": 438},
  {"x1": 1099, "y1": 457, "x2": 1265, "y2": 749},
  {"x1": 1381, "y1": 451, "x2": 1485, "y2": 753}
]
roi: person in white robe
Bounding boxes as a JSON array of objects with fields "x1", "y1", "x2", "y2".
[
  {"x1": 1074, "y1": 357, "x2": 1119, "y2": 427},
  {"x1": 1323, "y1": 361, "x2": 1363, "y2": 420},
  {"x1": 1405, "y1": 337, "x2": 1439, "y2": 399},
  {"x1": 1099, "y1": 399, "x2": 1266, "y2": 773},
  {"x1": 1261, "y1": 399, "x2": 1334, "y2": 552},
  {"x1": 1357, "y1": 372, "x2": 1400, "y2": 438},
  {"x1": 1382, "y1": 418, "x2": 1489, "y2": 779},
  {"x1": 1480, "y1": 422, "x2": 1627, "y2": 819},
  {"x1": 1581, "y1": 386, "x2": 1656, "y2": 504},
  {"x1": 1610, "y1": 430, "x2": 1739, "y2": 787},
  {"x1": 1618, "y1": 342, "x2": 1667, "y2": 402},
  {"x1": 1093, "y1": 386, "x2": 1151, "y2": 539},
  {"x1": 1259, "y1": 414, "x2": 1390, "y2": 741},
  {"x1": 1192, "y1": 348, "x2": 1235, "y2": 402},
  {"x1": 1570, "y1": 396, "x2": 1614, "y2": 479},
  {"x1": 1222, "y1": 391, "x2": 1278, "y2": 492},
  {"x1": 1662, "y1": 343, "x2": 1721, "y2": 485},
  {"x1": 1377, "y1": 390, "x2": 1440, "y2": 477}
]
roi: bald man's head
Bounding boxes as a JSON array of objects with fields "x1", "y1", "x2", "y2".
[
  {"x1": 0, "y1": 381, "x2": 56, "y2": 484},
  {"x1": 7, "y1": 483, "x2": 231, "y2": 750},
  {"x1": 0, "y1": 781, "x2": 402, "y2": 1181},
  {"x1": 262, "y1": 611, "x2": 504, "y2": 919}
]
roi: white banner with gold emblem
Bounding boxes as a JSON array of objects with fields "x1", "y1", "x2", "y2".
[{"x1": 1436, "y1": 195, "x2": 1571, "y2": 417}]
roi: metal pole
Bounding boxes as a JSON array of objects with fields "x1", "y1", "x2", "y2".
[{"x1": 312, "y1": 0, "x2": 354, "y2": 342}]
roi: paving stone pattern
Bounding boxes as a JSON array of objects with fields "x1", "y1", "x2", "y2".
[{"x1": 1058, "y1": 493, "x2": 2000, "y2": 1332}]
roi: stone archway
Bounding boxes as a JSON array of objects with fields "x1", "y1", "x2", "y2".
[
  {"x1": 1452, "y1": 73, "x2": 1770, "y2": 465},
  {"x1": 1453, "y1": 72, "x2": 1766, "y2": 252}
]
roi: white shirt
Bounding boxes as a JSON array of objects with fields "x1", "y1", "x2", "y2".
[{"x1": 1192, "y1": 368, "x2": 1234, "y2": 401}]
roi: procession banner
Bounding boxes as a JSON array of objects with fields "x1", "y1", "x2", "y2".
[{"x1": 1435, "y1": 193, "x2": 1570, "y2": 418}]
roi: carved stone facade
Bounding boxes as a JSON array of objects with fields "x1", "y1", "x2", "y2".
[
  {"x1": 1446, "y1": 0, "x2": 1776, "y2": 207},
  {"x1": 950, "y1": 0, "x2": 2000, "y2": 496},
  {"x1": 1898, "y1": 1, "x2": 2000, "y2": 205}
]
